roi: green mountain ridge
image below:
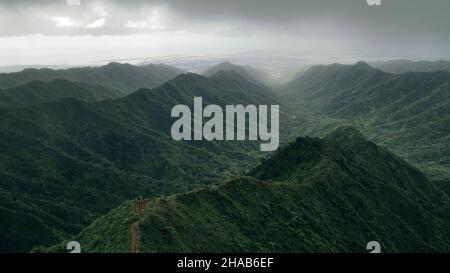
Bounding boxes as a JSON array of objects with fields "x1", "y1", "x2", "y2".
[
  {"x1": 46, "y1": 127, "x2": 450, "y2": 253},
  {"x1": 0, "y1": 62, "x2": 183, "y2": 95},
  {"x1": 0, "y1": 71, "x2": 278, "y2": 252},
  {"x1": 0, "y1": 79, "x2": 123, "y2": 108},
  {"x1": 282, "y1": 62, "x2": 450, "y2": 181},
  {"x1": 284, "y1": 61, "x2": 391, "y2": 105},
  {"x1": 370, "y1": 59, "x2": 450, "y2": 74},
  {"x1": 203, "y1": 61, "x2": 272, "y2": 87},
  {"x1": 0, "y1": 60, "x2": 449, "y2": 253}
]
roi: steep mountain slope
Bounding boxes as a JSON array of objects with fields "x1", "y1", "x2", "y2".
[
  {"x1": 0, "y1": 62, "x2": 183, "y2": 95},
  {"x1": 48, "y1": 127, "x2": 450, "y2": 253},
  {"x1": 203, "y1": 61, "x2": 272, "y2": 86},
  {"x1": 0, "y1": 71, "x2": 279, "y2": 252},
  {"x1": 370, "y1": 59, "x2": 450, "y2": 74},
  {"x1": 283, "y1": 62, "x2": 391, "y2": 107},
  {"x1": 0, "y1": 79, "x2": 122, "y2": 108},
  {"x1": 282, "y1": 62, "x2": 450, "y2": 181}
]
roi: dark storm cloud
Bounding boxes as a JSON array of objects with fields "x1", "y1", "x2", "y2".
[
  {"x1": 1, "y1": 0, "x2": 450, "y2": 39},
  {"x1": 1, "y1": 0, "x2": 450, "y2": 62},
  {"x1": 117, "y1": 0, "x2": 450, "y2": 43}
]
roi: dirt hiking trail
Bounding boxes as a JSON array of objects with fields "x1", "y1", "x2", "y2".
[{"x1": 130, "y1": 199, "x2": 149, "y2": 253}]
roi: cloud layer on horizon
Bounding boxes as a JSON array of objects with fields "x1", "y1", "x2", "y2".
[{"x1": 1, "y1": 0, "x2": 450, "y2": 65}]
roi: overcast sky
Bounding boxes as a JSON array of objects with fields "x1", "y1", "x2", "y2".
[{"x1": 1, "y1": 0, "x2": 450, "y2": 66}]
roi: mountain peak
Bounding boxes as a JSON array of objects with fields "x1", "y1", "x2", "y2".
[
  {"x1": 249, "y1": 133, "x2": 325, "y2": 182},
  {"x1": 47, "y1": 125, "x2": 450, "y2": 253},
  {"x1": 204, "y1": 61, "x2": 242, "y2": 76},
  {"x1": 354, "y1": 61, "x2": 372, "y2": 69},
  {"x1": 105, "y1": 62, "x2": 130, "y2": 67},
  {"x1": 251, "y1": 126, "x2": 376, "y2": 182},
  {"x1": 217, "y1": 61, "x2": 235, "y2": 66},
  {"x1": 204, "y1": 62, "x2": 271, "y2": 86}
]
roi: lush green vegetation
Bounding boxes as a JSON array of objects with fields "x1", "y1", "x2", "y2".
[
  {"x1": 1, "y1": 61, "x2": 449, "y2": 253},
  {"x1": 0, "y1": 62, "x2": 183, "y2": 95},
  {"x1": 281, "y1": 62, "x2": 450, "y2": 181},
  {"x1": 0, "y1": 70, "x2": 277, "y2": 252},
  {"x1": 47, "y1": 127, "x2": 450, "y2": 253},
  {"x1": 203, "y1": 61, "x2": 272, "y2": 86},
  {"x1": 0, "y1": 79, "x2": 123, "y2": 107}
]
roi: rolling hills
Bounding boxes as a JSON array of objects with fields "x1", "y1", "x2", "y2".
[{"x1": 46, "y1": 127, "x2": 450, "y2": 253}]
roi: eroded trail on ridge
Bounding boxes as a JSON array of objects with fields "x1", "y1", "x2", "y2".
[
  {"x1": 130, "y1": 199, "x2": 149, "y2": 253},
  {"x1": 130, "y1": 223, "x2": 138, "y2": 253}
]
